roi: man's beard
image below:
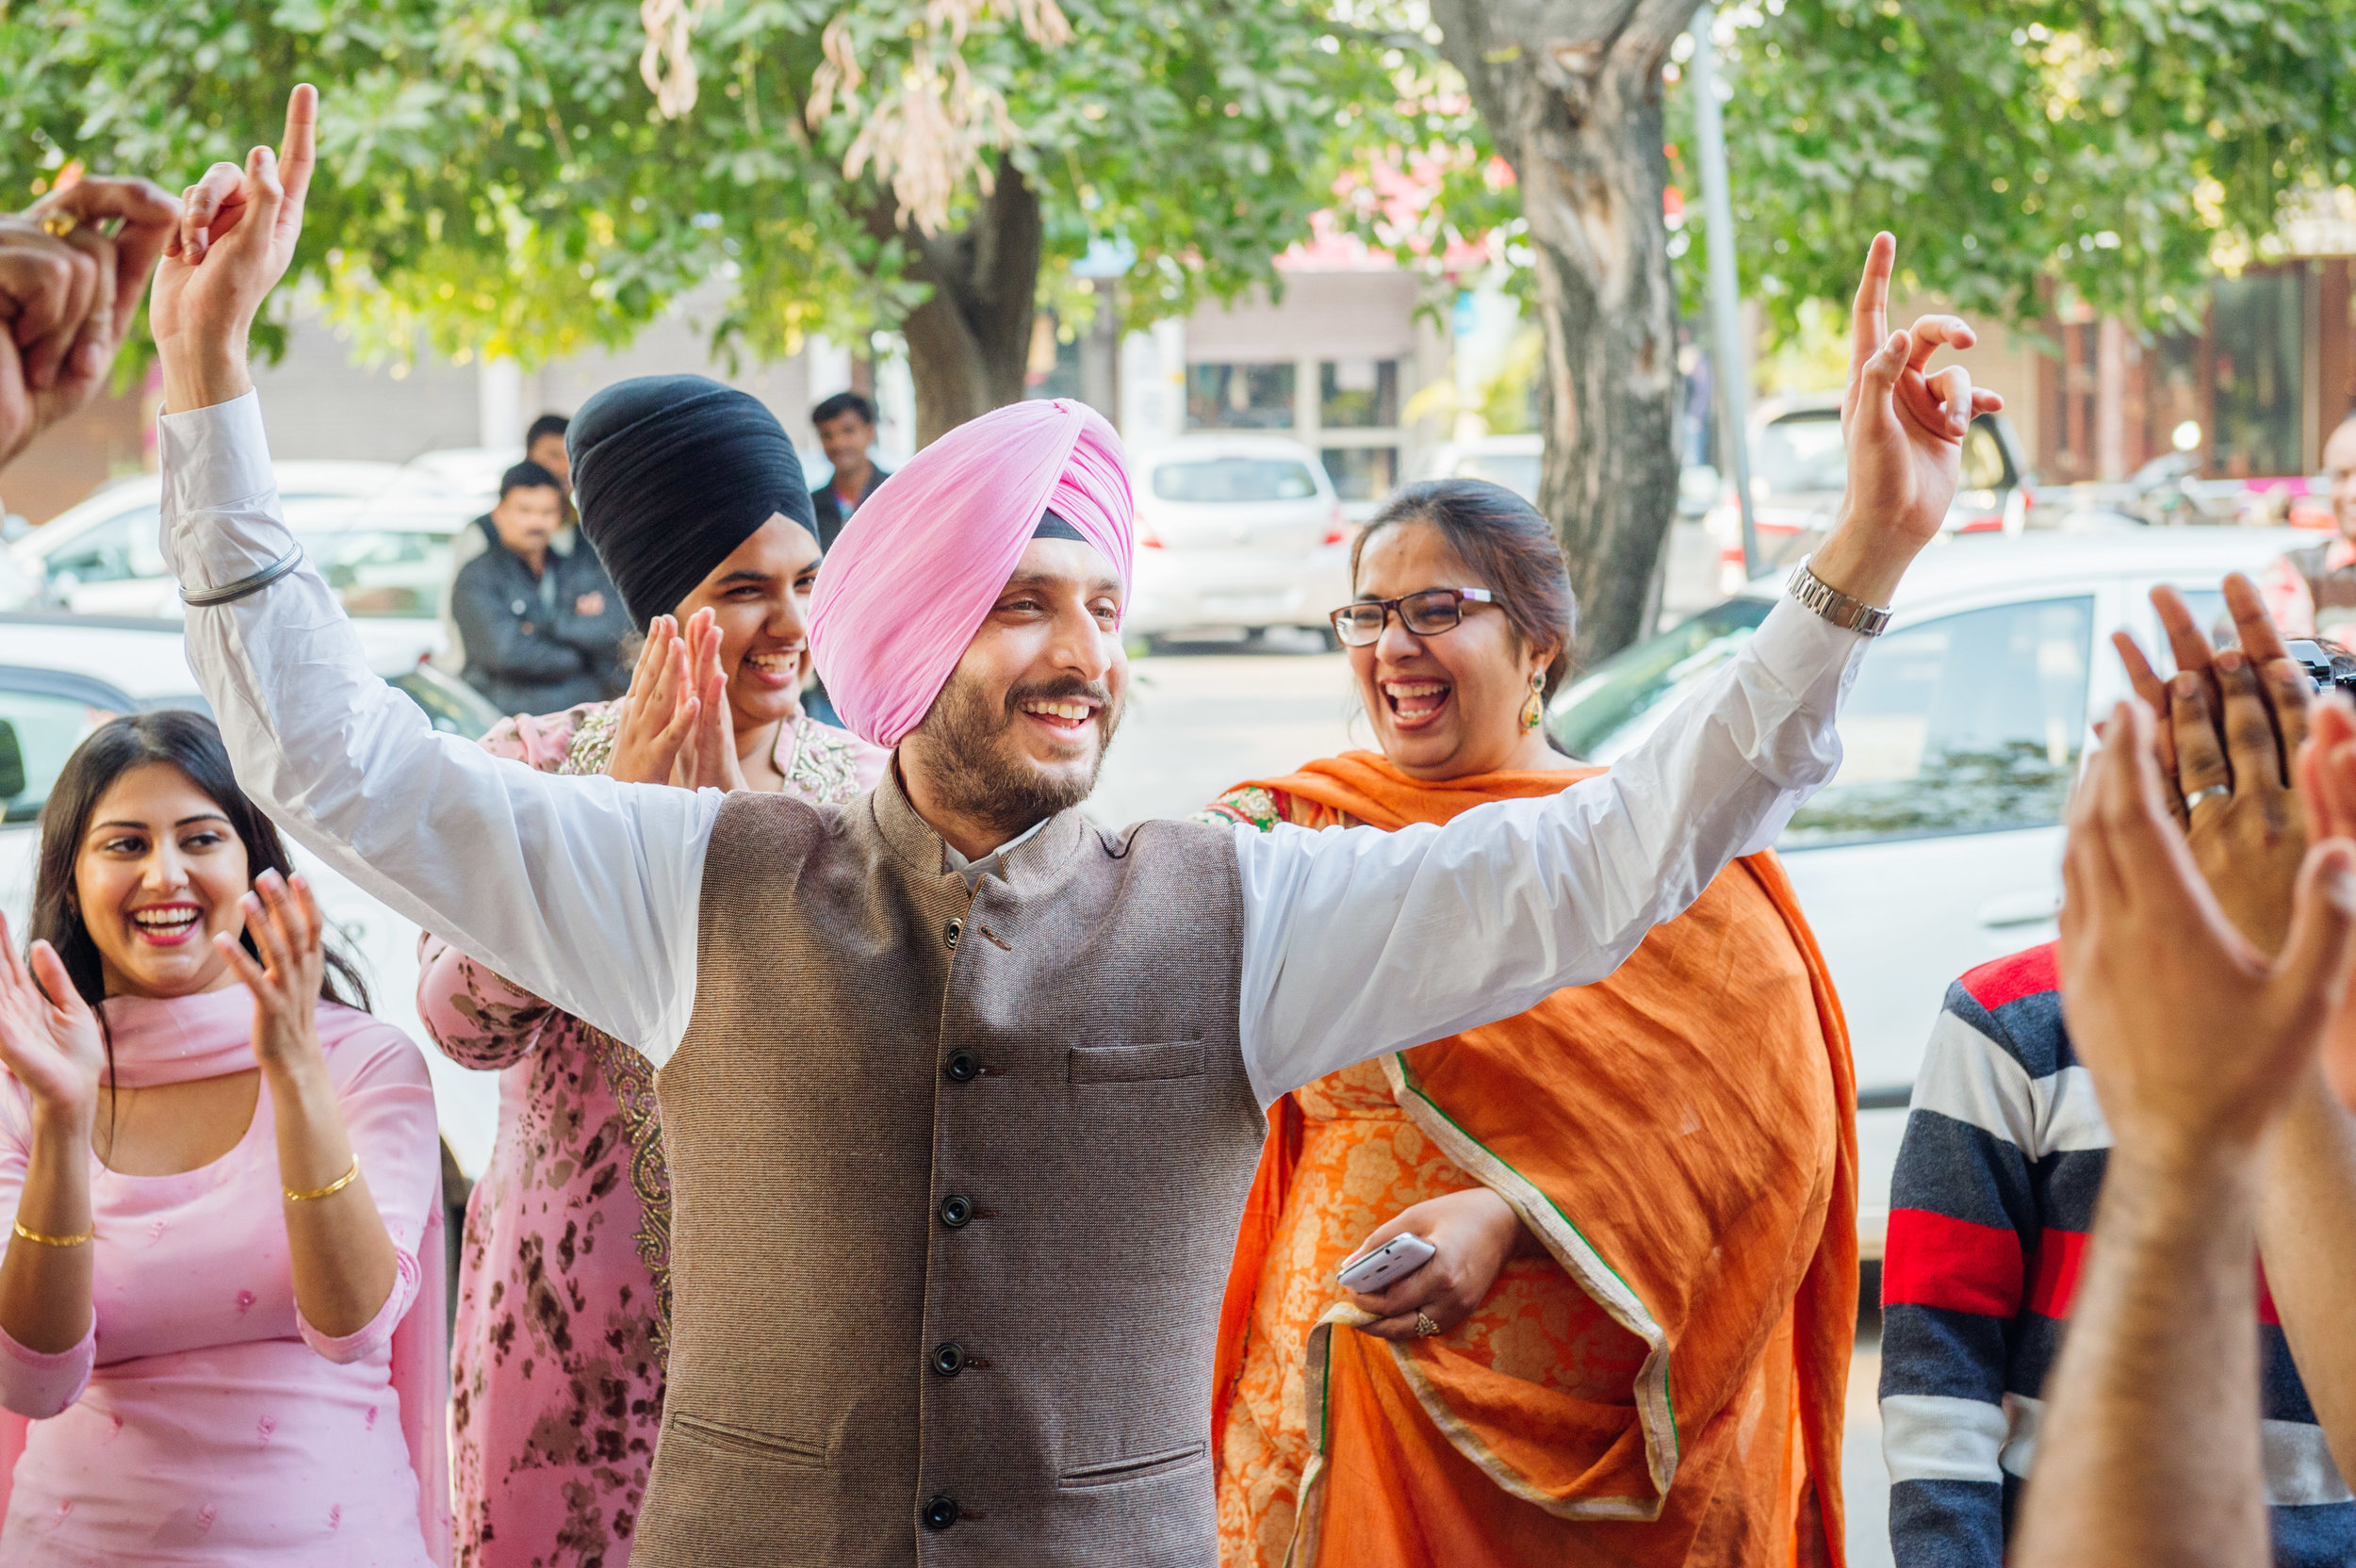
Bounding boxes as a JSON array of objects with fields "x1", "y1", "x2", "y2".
[{"x1": 912, "y1": 667, "x2": 1120, "y2": 844}]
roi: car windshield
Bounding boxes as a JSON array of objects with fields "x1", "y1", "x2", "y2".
[
  {"x1": 1151, "y1": 458, "x2": 1319, "y2": 504},
  {"x1": 1753, "y1": 414, "x2": 1848, "y2": 496},
  {"x1": 1452, "y1": 453, "x2": 1541, "y2": 501},
  {"x1": 1547, "y1": 599, "x2": 1774, "y2": 760},
  {"x1": 390, "y1": 666, "x2": 499, "y2": 740},
  {"x1": 294, "y1": 530, "x2": 456, "y2": 620},
  {"x1": 1751, "y1": 412, "x2": 2009, "y2": 498}
]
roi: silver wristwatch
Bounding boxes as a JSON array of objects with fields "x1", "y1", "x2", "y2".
[{"x1": 1786, "y1": 561, "x2": 1892, "y2": 637}]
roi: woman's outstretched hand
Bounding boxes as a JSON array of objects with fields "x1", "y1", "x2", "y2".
[
  {"x1": 149, "y1": 83, "x2": 317, "y2": 413},
  {"x1": 216, "y1": 869, "x2": 327, "y2": 1077},
  {"x1": 604, "y1": 609, "x2": 744, "y2": 792},
  {"x1": 1339, "y1": 1185, "x2": 1538, "y2": 1342},
  {"x1": 0, "y1": 915, "x2": 104, "y2": 1135}
]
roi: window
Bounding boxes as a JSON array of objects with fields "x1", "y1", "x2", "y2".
[
  {"x1": 1752, "y1": 415, "x2": 1847, "y2": 496},
  {"x1": 1150, "y1": 458, "x2": 1319, "y2": 504},
  {"x1": 0, "y1": 688, "x2": 124, "y2": 823},
  {"x1": 389, "y1": 666, "x2": 500, "y2": 740},
  {"x1": 1960, "y1": 421, "x2": 2010, "y2": 490},
  {"x1": 1780, "y1": 597, "x2": 2094, "y2": 847},
  {"x1": 1754, "y1": 410, "x2": 2010, "y2": 498},
  {"x1": 43, "y1": 507, "x2": 166, "y2": 587},
  {"x1": 295, "y1": 530, "x2": 457, "y2": 620},
  {"x1": 1186, "y1": 364, "x2": 1296, "y2": 432},
  {"x1": 1549, "y1": 599, "x2": 1772, "y2": 760},
  {"x1": 2210, "y1": 272, "x2": 2304, "y2": 480},
  {"x1": 1320, "y1": 359, "x2": 1399, "y2": 428},
  {"x1": 1322, "y1": 447, "x2": 1399, "y2": 503}
]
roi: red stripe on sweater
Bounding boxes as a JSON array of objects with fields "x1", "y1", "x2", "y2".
[
  {"x1": 1883, "y1": 1207, "x2": 2024, "y2": 1317},
  {"x1": 2029, "y1": 1229, "x2": 2282, "y2": 1324},
  {"x1": 2026, "y1": 1227, "x2": 2086, "y2": 1318},
  {"x1": 1956, "y1": 942, "x2": 2060, "y2": 1014}
]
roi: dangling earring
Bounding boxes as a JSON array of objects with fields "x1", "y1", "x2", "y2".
[{"x1": 1520, "y1": 667, "x2": 1546, "y2": 731}]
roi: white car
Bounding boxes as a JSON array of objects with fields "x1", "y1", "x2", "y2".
[
  {"x1": 0, "y1": 612, "x2": 505, "y2": 1179},
  {"x1": 1705, "y1": 393, "x2": 2035, "y2": 595},
  {"x1": 13, "y1": 487, "x2": 472, "y2": 672},
  {"x1": 1122, "y1": 436, "x2": 1356, "y2": 644},
  {"x1": 1547, "y1": 527, "x2": 2308, "y2": 1257}
]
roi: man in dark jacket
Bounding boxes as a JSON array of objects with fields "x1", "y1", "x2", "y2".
[
  {"x1": 808, "y1": 390, "x2": 890, "y2": 549},
  {"x1": 451, "y1": 460, "x2": 630, "y2": 713}
]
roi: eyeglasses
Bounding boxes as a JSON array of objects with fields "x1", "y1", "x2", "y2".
[{"x1": 1329, "y1": 588, "x2": 1499, "y2": 646}]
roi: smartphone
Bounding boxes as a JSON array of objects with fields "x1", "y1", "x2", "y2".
[{"x1": 1336, "y1": 1232, "x2": 1437, "y2": 1295}]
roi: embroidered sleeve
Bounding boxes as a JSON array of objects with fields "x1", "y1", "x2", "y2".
[
  {"x1": 558, "y1": 704, "x2": 623, "y2": 777},
  {"x1": 1196, "y1": 786, "x2": 1288, "y2": 832}
]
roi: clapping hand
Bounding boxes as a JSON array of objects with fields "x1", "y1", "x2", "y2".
[
  {"x1": 0, "y1": 175, "x2": 178, "y2": 468},
  {"x1": 2058, "y1": 698, "x2": 2356, "y2": 1162},
  {"x1": 1808, "y1": 233, "x2": 2005, "y2": 608},
  {"x1": 603, "y1": 609, "x2": 745, "y2": 792},
  {"x1": 0, "y1": 914, "x2": 105, "y2": 1135},
  {"x1": 214, "y1": 870, "x2": 327, "y2": 1076},
  {"x1": 2111, "y1": 575, "x2": 2314, "y2": 955}
]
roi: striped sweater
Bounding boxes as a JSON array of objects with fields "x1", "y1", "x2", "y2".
[{"x1": 1877, "y1": 941, "x2": 2356, "y2": 1565}]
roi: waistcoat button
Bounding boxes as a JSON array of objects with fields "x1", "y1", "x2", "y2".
[
  {"x1": 943, "y1": 1049, "x2": 981, "y2": 1084},
  {"x1": 939, "y1": 1194, "x2": 973, "y2": 1229},
  {"x1": 944, "y1": 917, "x2": 961, "y2": 950},
  {"x1": 931, "y1": 1341, "x2": 968, "y2": 1378},
  {"x1": 922, "y1": 1494, "x2": 960, "y2": 1531}
]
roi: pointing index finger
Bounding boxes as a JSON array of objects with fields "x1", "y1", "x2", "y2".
[
  {"x1": 277, "y1": 83, "x2": 319, "y2": 220},
  {"x1": 1849, "y1": 233, "x2": 1895, "y2": 381}
]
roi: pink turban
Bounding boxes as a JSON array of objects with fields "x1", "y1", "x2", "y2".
[{"x1": 808, "y1": 398, "x2": 1135, "y2": 749}]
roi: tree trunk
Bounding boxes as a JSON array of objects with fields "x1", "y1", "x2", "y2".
[
  {"x1": 897, "y1": 155, "x2": 1044, "y2": 446},
  {"x1": 1430, "y1": 0, "x2": 1693, "y2": 662}
]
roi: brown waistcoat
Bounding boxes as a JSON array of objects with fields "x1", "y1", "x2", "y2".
[{"x1": 636, "y1": 775, "x2": 1264, "y2": 1566}]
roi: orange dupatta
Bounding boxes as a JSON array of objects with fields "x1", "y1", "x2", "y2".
[{"x1": 1208, "y1": 752, "x2": 1856, "y2": 1567}]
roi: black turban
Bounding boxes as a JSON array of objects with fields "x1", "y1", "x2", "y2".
[{"x1": 567, "y1": 374, "x2": 815, "y2": 629}]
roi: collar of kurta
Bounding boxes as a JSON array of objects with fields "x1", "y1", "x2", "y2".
[{"x1": 871, "y1": 760, "x2": 1088, "y2": 895}]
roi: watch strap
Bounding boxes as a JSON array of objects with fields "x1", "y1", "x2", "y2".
[{"x1": 1786, "y1": 561, "x2": 1892, "y2": 637}]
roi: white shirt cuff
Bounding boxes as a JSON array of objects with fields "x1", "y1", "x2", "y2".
[
  {"x1": 1745, "y1": 593, "x2": 1870, "y2": 699},
  {"x1": 158, "y1": 388, "x2": 289, "y2": 593}
]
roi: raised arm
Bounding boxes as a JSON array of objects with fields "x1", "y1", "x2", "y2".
[
  {"x1": 149, "y1": 88, "x2": 709, "y2": 1062},
  {"x1": 1235, "y1": 233, "x2": 2001, "y2": 1102}
]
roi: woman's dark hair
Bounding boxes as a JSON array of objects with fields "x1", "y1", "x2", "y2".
[
  {"x1": 1351, "y1": 478, "x2": 1579, "y2": 748},
  {"x1": 30, "y1": 710, "x2": 371, "y2": 1016}
]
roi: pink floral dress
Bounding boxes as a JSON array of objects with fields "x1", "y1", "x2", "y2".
[{"x1": 417, "y1": 705, "x2": 884, "y2": 1568}]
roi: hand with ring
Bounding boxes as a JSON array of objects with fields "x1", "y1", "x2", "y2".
[
  {"x1": 2112, "y1": 573, "x2": 2315, "y2": 955},
  {"x1": 1337, "y1": 1186, "x2": 1543, "y2": 1343}
]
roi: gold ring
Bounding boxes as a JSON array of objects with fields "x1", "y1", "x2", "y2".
[
  {"x1": 35, "y1": 212, "x2": 75, "y2": 239},
  {"x1": 1415, "y1": 1311, "x2": 1442, "y2": 1338}
]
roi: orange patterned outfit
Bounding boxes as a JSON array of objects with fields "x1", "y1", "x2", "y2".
[{"x1": 1203, "y1": 754, "x2": 1857, "y2": 1568}]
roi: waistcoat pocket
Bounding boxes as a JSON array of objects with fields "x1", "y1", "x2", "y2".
[
  {"x1": 1056, "y1": 1442, "x2": 1208, "y2": 1490},
  {"x1": 1067, "y1": 1039, "x2": 1205, "y2": 1086},
  {"x1": 667, "y1": 1412, "x2": 829, "y2": 1469}
]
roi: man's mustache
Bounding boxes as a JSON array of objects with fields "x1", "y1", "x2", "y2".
[{"x1": 1000, "y1": 677, "x2": 1115, "y2": 724}]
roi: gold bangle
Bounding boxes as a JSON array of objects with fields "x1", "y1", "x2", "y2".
[
  {"x1": 284, "y1": 1157, "x2": 361, "y2": 1203},
  {"x1": 13, "y1": 1219, "x2": 92, "y2": 1248}
]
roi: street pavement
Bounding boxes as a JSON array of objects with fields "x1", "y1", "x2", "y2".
[{"x1": 1086, "y1": 521, "x2": 1900, "y2": 1565}]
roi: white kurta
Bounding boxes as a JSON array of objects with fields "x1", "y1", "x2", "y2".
[{"x1": 160, "y1": 391, "x2": 1866, "y2": 1105}]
